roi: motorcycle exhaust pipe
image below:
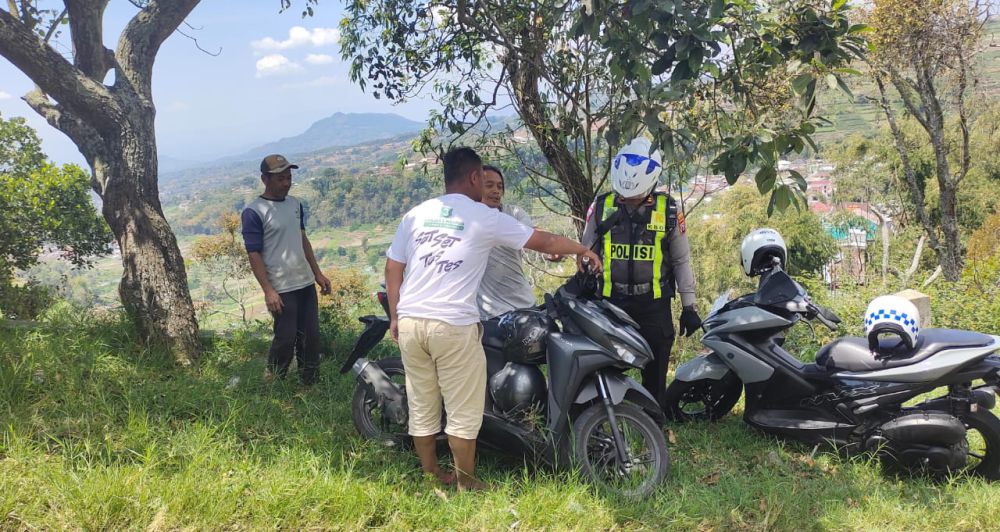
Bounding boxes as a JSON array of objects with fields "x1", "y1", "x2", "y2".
[
  {"x1": 351, "y1": 358, "x2": 408, "y2": 425},
  {"x1": 352, "y1": 358, "x2": 405, "y2": 402}
]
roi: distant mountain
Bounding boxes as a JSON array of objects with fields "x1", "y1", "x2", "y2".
[
  {"x1": 158, "y1": 154, "x2": 204, "y2": 174},
  {"x1": 158, "y1": 132, "x2": 419, "y2": 198},
  {"x1": 229, "y1": 112, "x2": 425, "y2": 161}
]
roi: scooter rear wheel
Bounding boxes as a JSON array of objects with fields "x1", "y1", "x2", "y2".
[
  {"x1": 573, "y1": 402, "x2": 669, "y2": 499},
  {"x1": 662, "y1": 373, "x2": 742, "y2": 422},
  {"x1": 351, "y1": 357, "x2": 411, "y2": 447},
  {"x1": 961, "y1": 409, "x2": 1000, "y2": 480}
]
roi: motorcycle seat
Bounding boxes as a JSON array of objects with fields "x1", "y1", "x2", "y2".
[{"x1": 816, "y1": 328, "x2": 994, "y2": 372}]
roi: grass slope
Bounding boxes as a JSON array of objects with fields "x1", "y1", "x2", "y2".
[{"x1": 3, "y1": 308, "x2": 1000, "y2": 530}]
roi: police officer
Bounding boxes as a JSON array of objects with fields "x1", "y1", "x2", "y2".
[{"x1": 579, "y1": 137, "x2": 701, "y2": 408}]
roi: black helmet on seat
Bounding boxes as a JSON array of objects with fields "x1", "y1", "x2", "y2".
[{"x1": 498, "y1": 309, "x2": 556, "y2": 364}]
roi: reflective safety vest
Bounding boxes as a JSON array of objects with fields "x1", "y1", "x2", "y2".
[{"x1": 594, "y1": 192, "x2": 678, "y2": 300}]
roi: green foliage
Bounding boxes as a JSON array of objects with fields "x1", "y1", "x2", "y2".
[
  {"x1": 825, "y1": 107, "x2": 1000, "y2": 238},
  {"x1": 0, "y1": 280, "x2": 54, "y2": 320},
  {"x1": 827, "y1": 133, "x2": 899, "y2": 206},
  {"x1": 968, "y1": 209, "x2": 1000, "y2": 264},
  {"x1": 927, "y1": 253, "x2": 1000, "y2": 333},
  {"x1": 581, "y1": 0, "x2": 868, "y2": 209},
  {"x1": 0, "y1": 114, "x2": 112, "y2": 285},
  {"x1": 688, "y1": 185, "x2": 838, "y2": 303}
]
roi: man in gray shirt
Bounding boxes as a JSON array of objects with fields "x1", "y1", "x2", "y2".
[
  {"x1": 476, "y1": 165, "x2": 538, "y2": 320},
  {"x1": 242, "y1": 154, "x2": 332, "y2": 385}
]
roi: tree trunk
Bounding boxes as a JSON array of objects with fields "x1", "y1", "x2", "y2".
[
  {"x1": 937, "y1": 182, "x2": 963, "y2": 281},
  {"x1": 872, "y1": 73, "x2": 954, "y2": 280},
  {"x1": 919, "y1": 64, "x2": 964, "y2": 282},
  {"x1": 0, "y1": 0, "x2": 203, "y2": 364},
  {"x1": 507, "y1": 44, "x2": 594, "y2": 236},
  {"x1": 97, "y1": 118, "x2": 200, "y2": 364}
]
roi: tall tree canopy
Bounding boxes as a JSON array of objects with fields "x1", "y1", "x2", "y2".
[{"x1": 339, "y1": 0, "x2": 867, "y2": 229}]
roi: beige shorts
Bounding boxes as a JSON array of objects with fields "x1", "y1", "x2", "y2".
[{"x1": 397, "y1": 317, "x2": 486, "y2": 440}]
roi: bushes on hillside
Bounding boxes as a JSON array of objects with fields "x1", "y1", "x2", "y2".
[{"x1": 0, "y1": 281, "x2": 54, "y2": 320}]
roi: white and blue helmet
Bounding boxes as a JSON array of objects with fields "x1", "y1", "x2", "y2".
[
  {"x1": 864, "y1": 295, "x2": 921, "y2": 351},
  {"x1": 612, "y1": 137, "x2": 662, "y2": 199}
]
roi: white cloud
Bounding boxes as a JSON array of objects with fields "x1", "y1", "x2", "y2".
[
  {"x1": 251, "y1": 27, "x2": 340, "y2": 52},
  {"x1": 279, "y1": 76, "x2": 339, "y2": 89},
  {"x1": 304, "y1": 54, "x2": 335, "y2": 65},
  {"x1": 255, "y1": 54, "x2": 303, "y2": 78},
  {"x1": 0, "y1": 91, "x2": 11, "y2": 100}
]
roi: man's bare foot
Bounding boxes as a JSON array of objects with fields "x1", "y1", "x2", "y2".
[
  {"x1": 423, "y1": 469, "x2": 456, "y2": 486},
  {"x1": 435, "y1": 470, "x2": 456, "y2": 486},
  {"x1": 457, "y1": 476, "x2": 490, "y2": 492}
]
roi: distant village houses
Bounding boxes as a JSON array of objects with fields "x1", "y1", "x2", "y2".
[{"x1": 675, "y1": 158, "x2": 892, "y2": 289}]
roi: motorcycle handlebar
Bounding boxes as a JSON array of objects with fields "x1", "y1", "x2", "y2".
[{"x1": 808, "y1": 302, "x2": 840, "y2": 331}]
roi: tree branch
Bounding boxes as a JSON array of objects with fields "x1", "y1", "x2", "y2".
[
  {"x1": 0, "y1": 8, "x2": 118, "y2": 127},
  {"x1": 22, "y1": 88, "x2": 108, "y2": 190},
  {"x1": 116, "y1": 0, "x2": 201, "y2": 98},
  {"x1": 886, "y1": 67, "x2": 930, "y2": 131},
  {"x1": 42, "y1": 7, "x2": 67, "y2": 43},
  {"x1": 871, "y1": 68, "x2": 943, "y2": 258},
  {"x1": 921, "y1": 265, "x2": 942, "y2": 289},
  {"x1": 901, "y1": 234, "x2": 926, "y2": 287},
  {"x1": 65, "y1": 0, "x2": 112, "y2": 80}
]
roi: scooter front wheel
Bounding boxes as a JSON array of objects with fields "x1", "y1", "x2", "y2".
[
  {"x1": 662, "y1": 373, "x2": 742, "y2": 422},
  {"x1": 350, "y1": 357, "x2": 411, "y2": 447},
  {"x1": 573, "y1": 402, "x2": 669, "y2": 499}
]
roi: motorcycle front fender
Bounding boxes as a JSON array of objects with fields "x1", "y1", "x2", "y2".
[
  {"x1": 574, "y1": 372, "x2": 666, "y2": 426},
  {"x1": 339, "y1": 315, "x2": 390, "y2": 374},
  {"x1": 673, "y1": 352, "x2": 732, "y2": 383}
]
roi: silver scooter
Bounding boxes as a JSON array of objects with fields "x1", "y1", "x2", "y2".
[{"x1": 664, "y1": 258, "x2": 1000, "y2": 478}]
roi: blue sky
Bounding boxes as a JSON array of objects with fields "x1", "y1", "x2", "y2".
[{"x1": 0, "y1": 2, "x2": 436, "y2": 166}]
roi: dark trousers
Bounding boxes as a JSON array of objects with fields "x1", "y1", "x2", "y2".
[
  {"x1": 268, "y1": 285, "x2": 320, "y2": 384},
  {"x1": 610, "y1": 295, "x2": 675, "y2": 406}
]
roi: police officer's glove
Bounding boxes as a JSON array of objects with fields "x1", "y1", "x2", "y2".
[{"x1": 678, "y1": 306, "x2": 702, "y2": 337}]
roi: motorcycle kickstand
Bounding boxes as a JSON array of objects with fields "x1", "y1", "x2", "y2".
[{"x1": 596, "y1": 372, "x2": 633, "y2": 469}]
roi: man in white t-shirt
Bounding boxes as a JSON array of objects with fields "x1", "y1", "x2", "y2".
[{"x1": 385, "y1": 147, "x2": 601, "y2": 490}]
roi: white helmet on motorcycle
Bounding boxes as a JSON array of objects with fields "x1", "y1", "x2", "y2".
[
  {"x1": 864, "y1": 295, "x2": 920, "y2": 352},
  {"x1": 612, "y1": 137, "x2": 662, "y2": 199},
  {"x1": 741, "y1": 228, "x2": 787, "y2": 276}
]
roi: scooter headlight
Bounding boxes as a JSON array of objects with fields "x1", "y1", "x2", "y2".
[{"x1": 610, "y1": 338, "x2": 648, "y2": 367}]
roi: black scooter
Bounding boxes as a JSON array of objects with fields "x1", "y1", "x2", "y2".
[
  {"x1": 663, "y1": 259, "x2": 1000, "y2": 478},
  {"x1": 340, "y1": 282, "x2": 669, "y2": 497}
]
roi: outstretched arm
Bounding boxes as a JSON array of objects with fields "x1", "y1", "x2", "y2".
[{"x1": 523, "y1": 230, "x2": 602, "y2": 272}]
